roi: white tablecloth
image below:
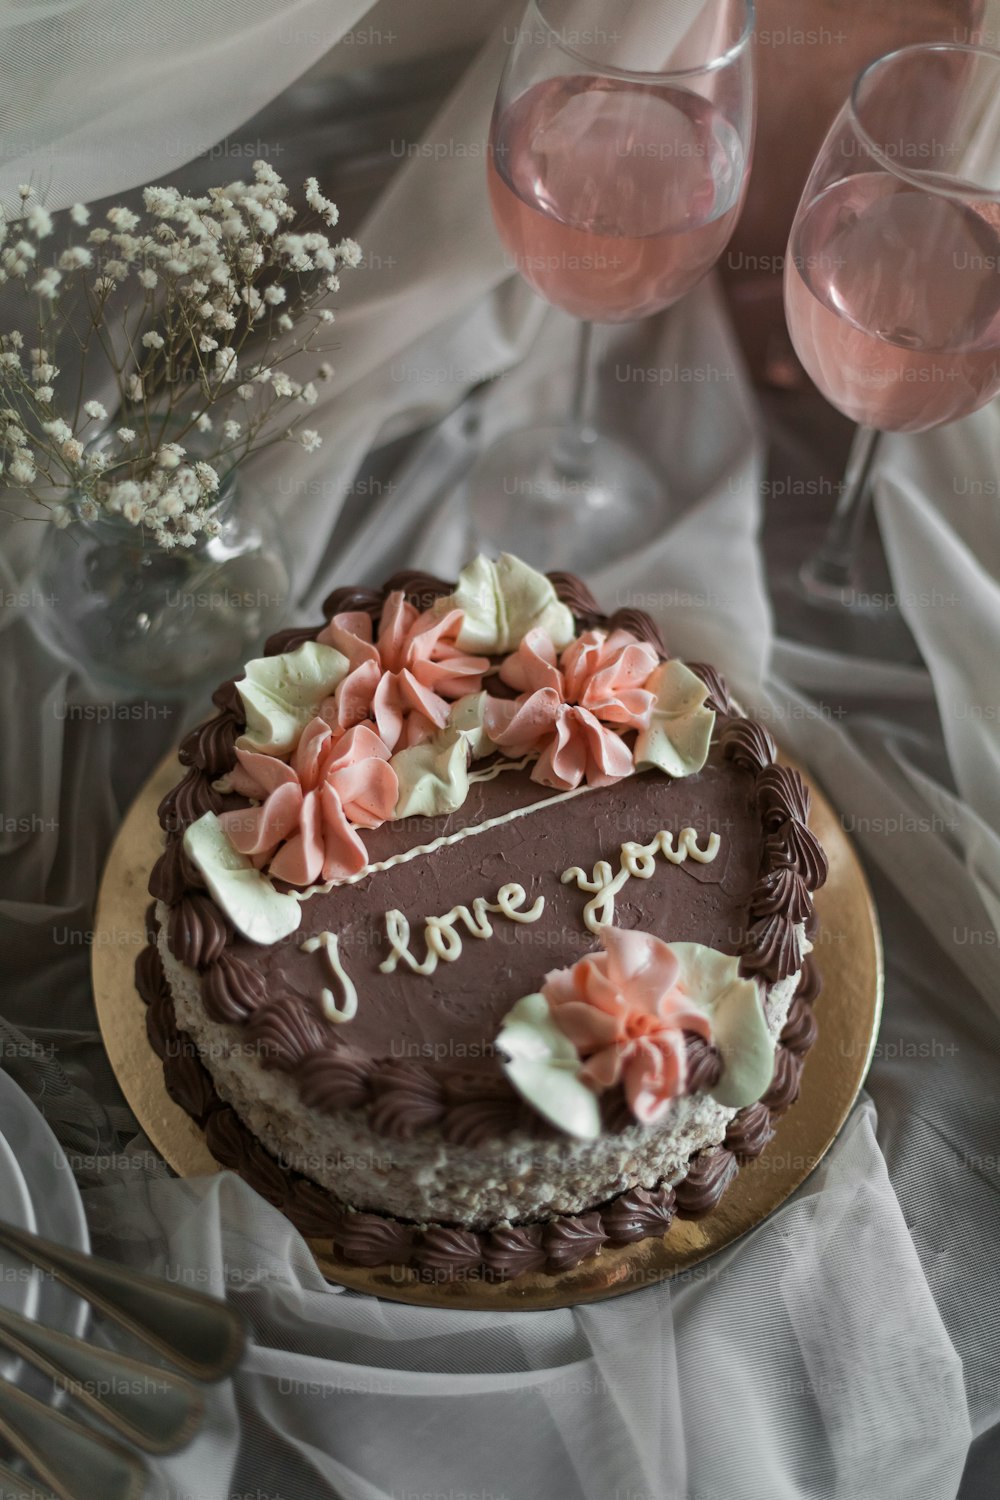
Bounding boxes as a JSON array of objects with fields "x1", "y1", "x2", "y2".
[{"x1": 0, "y1": 7, "x2": 998, "y2": 1498}]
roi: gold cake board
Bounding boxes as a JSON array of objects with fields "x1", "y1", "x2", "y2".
[{"x1": 93, "y1": 748, "x2": 882, "y2": 1310}]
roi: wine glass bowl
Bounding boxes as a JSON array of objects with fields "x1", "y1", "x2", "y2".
[
  {"x1": 487, "y1": 0, "x2": 754, "y2": 324},
  {"x1": 785, "y1": 44, "x2": 1000, "y2": 436}
]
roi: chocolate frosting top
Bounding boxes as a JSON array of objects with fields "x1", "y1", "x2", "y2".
[
  {"x1": 153, "y1": 566, "x2": 826, "y2": 1143},
  {"x1": 196, "y1": 748, "x2": 761, "y2": 1086}
]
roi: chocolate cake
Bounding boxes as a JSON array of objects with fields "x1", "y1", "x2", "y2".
[{"x1": 137, "y1": 554, "x2": 826, "y2": 1281}]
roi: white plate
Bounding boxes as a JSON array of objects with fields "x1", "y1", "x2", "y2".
[
  {"x1": 0, "y1": 1126, "x2": 40, "y2": 1323},
  {"x1": 0, "y1": 1070, "x2": 89, "y2": 1397}
]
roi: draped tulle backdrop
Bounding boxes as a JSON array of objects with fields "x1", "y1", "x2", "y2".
[{"x1": 0, "y1": 3, "x2": 998, "y2": 1498}]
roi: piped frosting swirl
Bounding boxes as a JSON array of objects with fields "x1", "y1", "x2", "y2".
[{"x1": 139, "y1": 952, "x2": 821, "y2": 1278}]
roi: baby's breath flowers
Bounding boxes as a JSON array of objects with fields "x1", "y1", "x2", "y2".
[{"x1": 0, "y1": 163, "x2": 357, "y2": 549}]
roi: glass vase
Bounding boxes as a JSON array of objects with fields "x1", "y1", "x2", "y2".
[{"x1": 29, "y1": 475, "x2": 292, "y2": 698}]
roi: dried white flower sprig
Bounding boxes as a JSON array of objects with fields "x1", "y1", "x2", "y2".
[{"x1": 0, "y1": 163, "x2": 358, "y2": 548}]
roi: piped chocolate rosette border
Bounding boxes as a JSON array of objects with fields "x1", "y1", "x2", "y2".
[{"x1": 135, "y1": 564, "x2": 827, "y2": 1282}]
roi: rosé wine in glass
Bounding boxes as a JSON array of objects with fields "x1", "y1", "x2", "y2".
[
  {"x1": 781, "y1": 42, "x2": 1000, "y2": 623},
  {"x1": 785, "y1": 171, "x2": 1000, "y2": 433},
  {"x1": 488, "y1": 74, "x2": 747, "y2": 323},
  {"x1": 453, "y1": 0, "x2": 755, "y2": 572}
]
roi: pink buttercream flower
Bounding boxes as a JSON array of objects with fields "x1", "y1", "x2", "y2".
[
  {"x1": 543, "y1": 928, "x2": 713, "y2": 1124},
  {"x1": 316, "y1": 593, "x2": 489, "y2": 751},
  {"x1": 485, "y1": 627, "x2": 659, "y2": 790},
  {"x1": 218, "y1": 719, "x2": 398, "y2": 885}
]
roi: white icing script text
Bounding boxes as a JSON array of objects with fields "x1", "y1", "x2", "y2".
[
  {"x1": 562, "y1": 826, "x2": 721, "y2": 933},
  {"x1": 379, "y1": 884, "x2": 545, "y2": 976}
]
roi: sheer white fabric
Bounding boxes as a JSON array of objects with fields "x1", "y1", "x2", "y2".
[
  {"x1": 0, "y1": 0, "x2": 377, "y2": 210},
  {"x1": 0, "y1": 5, "x2": 997, "y2": 1499}
]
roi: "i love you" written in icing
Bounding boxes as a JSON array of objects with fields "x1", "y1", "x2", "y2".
[{"x1": 300, "y1": 825, "x2": 722, "y2": 1013}]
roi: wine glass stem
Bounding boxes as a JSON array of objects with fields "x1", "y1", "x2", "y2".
[
  {"x1": 553, "y1": 320, "x2": 597, "y2": 481},
  {"x1": 802, "y1": 425, "x2": 882, "y2": 591}
]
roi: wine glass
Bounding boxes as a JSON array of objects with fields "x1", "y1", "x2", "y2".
[
  {"x1": 461, "y1": 0, "x2": 755, "y2": 571},
  {"x1": 784, "y1": 42, "x2": 1000, "y2": 618}
]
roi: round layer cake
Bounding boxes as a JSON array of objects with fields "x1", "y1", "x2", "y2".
[{"x1": 137, "y1": 554, "x2": 826, "y2": 1280}]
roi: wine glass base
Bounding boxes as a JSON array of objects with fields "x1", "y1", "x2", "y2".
[
  {"x1": 770, "y1": 555, "x2": 923, "y2": 662},
  {"x1": 460, "y1": 421, "x2": 666, "y2": 573},
  {"x1": 797, "y1": 556, "x2": 887, "y2": 613}
]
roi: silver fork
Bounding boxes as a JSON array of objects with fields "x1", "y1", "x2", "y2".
[
  {"x1": 0, "y1": 1222, "x2": 244, "y2": 1381},
  {"x1": 0, "y1": 1380, "x2": 144, "y2": 1500},
  {"x1": 0, "y1": 1456, "x2": 58, "y2": 1500},
  {"x1": 0, "y1": 1303, "x2": 203, "y2": 1453}
]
